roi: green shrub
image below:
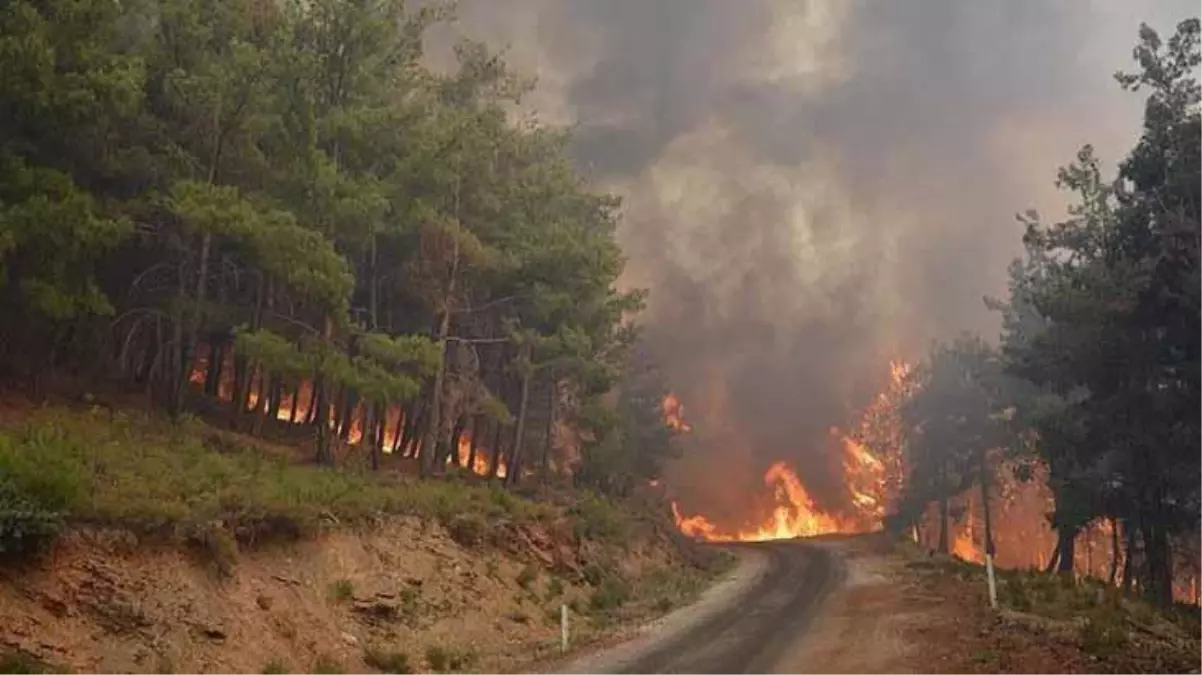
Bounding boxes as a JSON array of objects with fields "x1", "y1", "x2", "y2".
[
  {"x1": 329, "y1": 579, "x2": 354, "y2": 602},
  {"x1": 516, "y1": 563, "x2": 538, "y2": 590},
  {"x1": 261, "y1": 659, "x2": 288, "y2": 674},
  {"x1": 0, "y1": 480, "x2": 64, "y2": 557},
  {"x1": 363, "y1": 648, "x2": 411, "y2": 674},
  {"x1": 424, "y1": 646, "x2": 475, "y2": 673},
  {"x1": 446, "y1": 513, "x2": 488, "y2": 548},
  {"x1": 545, "y1": 576, "x2": 565, "y2": 599},
  {"x1": 568, "y1": 495, "x2": 627, "y2": 542},
  {"x1": 588, "y1": 576, "x2": 630, "y2": 613}
]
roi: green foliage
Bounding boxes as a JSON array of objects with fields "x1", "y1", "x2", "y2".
[
  {"x1": 0, "y1": 0, "x2": 644, "y2": 505},
  {"x1": 575, "y1": 341, "x2": 678, "y2": 498},
  {"x1": 988, "y1": 18, "x2": 1200, "y2": 603},
  {"x1": 567, "y1": 495, "x2": 628, "y2": 543},
  {"x1": 588, "y1": 576, "x2": 631, "y2": 613},
  {"x1": 328, "y1": 578, "x2": 354, "y2": 602},
  {"x1": 0, "y1": 407, "x2": 558, "y2": 549},
  {"x1": 261, "y1": 659, "x2": 288, "y2": 674}
]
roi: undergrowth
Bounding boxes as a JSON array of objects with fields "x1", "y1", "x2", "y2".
[{"x1": 0, "y1": 407, "x2": 557, "y2": 559}]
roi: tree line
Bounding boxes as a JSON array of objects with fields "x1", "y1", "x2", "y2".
[
  {"x1": 0, "y1": 0, "x2": 676, "y2": 491},
  {"x1": 885, "y1": 18, "x2": 1200, "y2": 607}
]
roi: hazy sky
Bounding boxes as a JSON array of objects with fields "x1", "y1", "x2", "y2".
[{"x1": 436, "y1": 0, "x2": 1197, "y2": 525}]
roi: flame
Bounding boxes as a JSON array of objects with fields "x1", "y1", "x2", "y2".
[
  {"x1": 454, "y1": 433, "x2": 507, "y2": 478},
  {"x1": 670, "y1": 359, "x2": 907, "y2": 543},
  {"x1": 662, "y1": 392, "x2": 691, "y2": 432},
  {"x1": 672, "y1": 462, "x2": 854, "y2": 542}
]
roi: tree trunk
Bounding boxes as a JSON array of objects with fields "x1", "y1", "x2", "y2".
[
  {"x1": 467, "y1": 416, "x2": 481, "y2": 474},
  {"x1": 314, "y1": 317, "x2": 334, "y2": 466},
  {"x1": 420, "y1": 213, "x2": 459, "y2": 477},
  {"x1": 979, "y1": 455, "x2": 996, "y2": 559},
  {"x1": 448, "y1": 417, "x2": 466, "y2": 467},
  {"x1": 505, "y1": 347, "x2": 533, "y2": 488},
  {"x1": 338, "y1": 387, "x2": 358, "y2": 442},
  {"x1": 251, "y1": 366, "x2": 268, "y2": 436},
  {"x1": 391, "y1": 407, "x2": 406, "y2": 454},
  {"x1": 937, "y1": 496, "x2": 950, "y2": 555},
  {"x1": 540, "y1": 378, "x2": 555, "y2": 483},
  {"x1": 1143, "y1": 521, "x2": 1173, "y2": 607},
  {"x1": 1056, "y1": 526, "x2": 1076, "y2": 575},
  {"x1": 1121, "y1": 525, "x2": 1137, "y2": 592},
  {"x1": 488, "y1": 421, "x2": 504, "y2": 480},
  {"x1": 306, "y1": 379, "x2": 321, "y2": 425},
  {"x1": 1046, "y1": 542, "x2": 1061, "y2": 574},
  {"x1": 314, "y1": 378, "x2": 331, "y2": 465},
  {"x1": 267, "y1": 373, "x2": 283, "y2": 422},
  {"x1": 204, "y1": 341, "x2": 224, "y2": 397},
  {"x1": 1108, "y1": 517, "x2": 1121, "y2": 586},
  {"x1": 288, "y1": 382, "x2": 301, "y2": 424}
]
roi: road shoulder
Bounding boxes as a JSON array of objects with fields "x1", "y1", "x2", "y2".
[{"x1": 554, "y1": 546, "x2": 772, "y2": 674}]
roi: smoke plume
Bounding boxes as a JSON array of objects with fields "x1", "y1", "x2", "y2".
[{"x1": 438, "y1": 0, "x2": 1195, "y2": 525}]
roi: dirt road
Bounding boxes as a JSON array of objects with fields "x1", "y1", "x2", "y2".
[{"x1": 563, "y1": 540, "x2": 842, "y2": 674}]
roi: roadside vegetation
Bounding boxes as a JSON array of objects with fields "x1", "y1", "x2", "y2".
[{"x1": 901, "y1": 547, "x2": 1200, "y2": 674}]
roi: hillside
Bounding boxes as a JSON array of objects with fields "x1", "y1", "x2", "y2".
[{"x1": 0, "y1": 404, "x2": 730, "y2": 674}]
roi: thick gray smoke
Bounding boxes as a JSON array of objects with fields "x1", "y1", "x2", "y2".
[{"x1": 438, "y1": 0, "x2": 1195, "y2": 525}]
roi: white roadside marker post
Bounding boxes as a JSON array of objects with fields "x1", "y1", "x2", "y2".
[
  {"x1": 986, "y1": 552, "x2": 998, "y2": 609},
  {"x1": 561, "y1": 603, "x2": 569, "y2": 653}
]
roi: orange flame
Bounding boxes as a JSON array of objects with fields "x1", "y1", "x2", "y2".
[
  {"x1": 672, "y1": 462, "x2": 854, "y2": 542},
  {"x1": 454, "y1": 433, "x2": 507, "y2": 478},
  {"x1": 662, "y1": 392, "x2": 691, "y2": 432},
  {"x1": 670, "y1": 359, "x2": 908, "y2": 543}
]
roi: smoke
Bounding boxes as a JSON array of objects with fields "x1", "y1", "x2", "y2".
[{"x1": 437, "y1": 0, "x2": 1196, "y2": 525}]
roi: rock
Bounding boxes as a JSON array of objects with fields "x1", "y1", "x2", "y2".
[
  {"x1": 200, "y1": 627, "x2": 226, "y2": 641},
  {"x1": 340, "y1": 632, "x2": 359, "y2": 646},
  {"x1": 256, "y1": 595, "x2": 273, "y2": 611},
  {"x1": 352, "y1": 599, "x2": 398, "y2": 621}
]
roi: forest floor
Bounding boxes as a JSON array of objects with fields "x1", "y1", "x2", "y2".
[
  {"x1": 781, "y1": 535, "x2": 1201, "y2": 674},
  {"x1": 0, "y1": 402, "x2": 731, "y2": 674}
]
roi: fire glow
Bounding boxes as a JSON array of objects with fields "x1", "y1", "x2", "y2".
[{"x1": 668, "y1": 361, "x2": 906, "y2": 542}]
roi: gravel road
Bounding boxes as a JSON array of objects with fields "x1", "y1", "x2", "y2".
[{"x1": 562, "y1": 540, "x2": 843, "y2": 674}]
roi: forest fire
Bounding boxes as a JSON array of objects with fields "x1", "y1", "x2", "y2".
[
  {"x1": 671, "y1": 446, "x2": 880, "y2": 542},
  {"x1": 670, "y1": 360, "x2": 905, "y2": 543}
]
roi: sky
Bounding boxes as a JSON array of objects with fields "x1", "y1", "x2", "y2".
[{"x1": 433, "y1": 0, "x2": 1197, "y2": 525}]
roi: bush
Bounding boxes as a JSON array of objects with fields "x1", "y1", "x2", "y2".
[
  {"x1": 568, "y1": 495, "x2": 627, "y2": 542},
  {"x1": 329, "y1": 579, "x2": 354, "y2": 602},
  {"x1": 545, "y1": 576, "x2": 565, "y2": 599},
  {"x1": 424, "y1": 646, "x2": 475, "y2": 673},
  {"x1": 446, "y1": 513, "x2": 488, "y2": 548},
  {"x1": 588, "y1": 576, "x2": 631, "y2": 613},
  {"x1": 363, "y1": 648, "x2": 411, "y2": 674},
  {"x1": 183, "y1": 521, "x2": 239, "y2": 579},
  {"x1": 516, "y1": 563, "x2": 538, "y2": 590},
  {"x1": 0, "y1": 480, "x2": 64, "y2": 557}
]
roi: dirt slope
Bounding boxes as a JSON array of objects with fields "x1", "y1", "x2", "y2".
[{"x1": 0, "y1": 517, "x2": 710, "y2": 674}]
